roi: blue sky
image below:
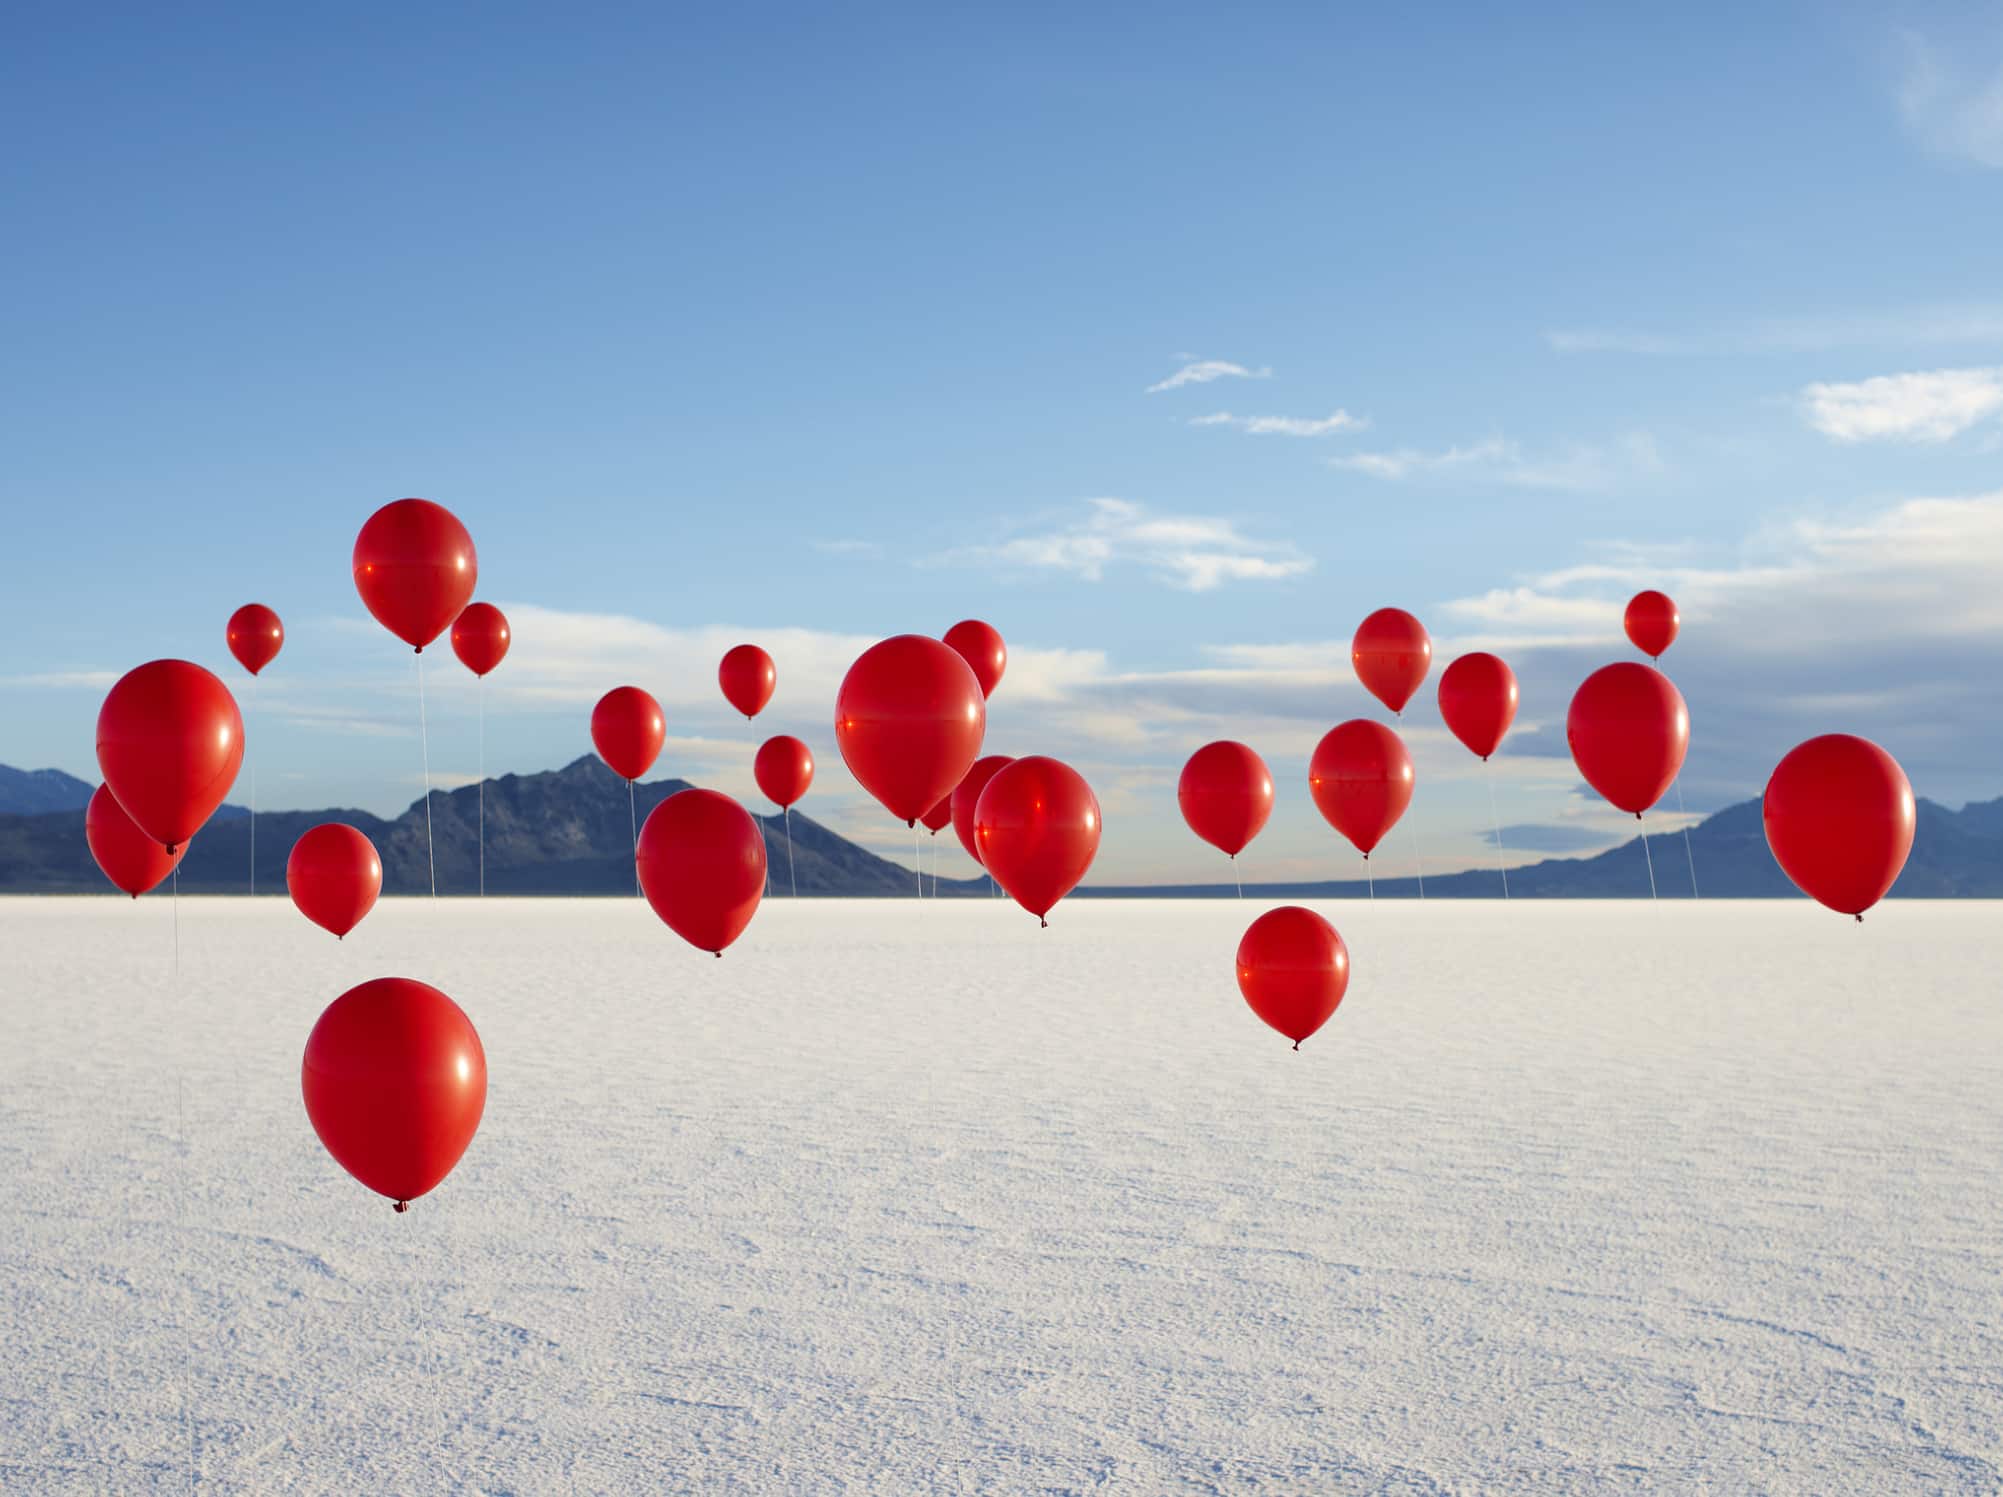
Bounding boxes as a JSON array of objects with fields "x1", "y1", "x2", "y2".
[{"x1": 5, "y1": 3, "x2": 2003, "y2": 883}]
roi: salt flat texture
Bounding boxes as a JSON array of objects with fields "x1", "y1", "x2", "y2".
[{"x1": 1, "y1": 896, "x2": 1999, "y2": 1494}]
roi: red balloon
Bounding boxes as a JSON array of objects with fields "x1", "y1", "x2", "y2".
[
  {"x1": 96, "y1": 659, "x2": 244, "y2": 852},
  {"x1": 1624, "y1": 590, "x2": 1679, "y2": 660},
  {"x1": 286, "y1": 823, "x2": 383, "y2": 938},
  {"x1": 950, "y1": 754, "x2": 1015, "y2": 865},
  {"x1": 835, "y1": 635, "x2": 987, "y2": 824},
  {"x1": 450, "y1": 602, "x2": 511, "y2": 677},
  {"x1": 85, "y1": 784, "x2": 185, "y2": 897},
  {"x1": 591, "y1": 686, "x2": 666, "y2": 782},
  {"x1": 1236, "y1": 906, "x2": 1351, "y2": 1050},
  {"x1": 226, "y1": 603, "x2": 284, "y2": 676},
  {"x1": 719, "y1": 644, "x2": 776, "y2": 719},
  {"x1": 1309, "y1": 720, "x2": 1413, "y2": 856},
  {"x1": 754, "y1": 735, "x2": 814, "y2": 809},
  {"x1": 1436, "y1": 652, "x2": 1519, "y2": 760},
  {"x1": 920, "y1": 794, "x2": 954, "y2": 833},
  {"x1": 302, "y1": 977, "x2": 486, "y2": 1210},
  {"x1": 1351, "y1": 608, "x2": 1432, "y2": 716},
  {"x1": 351, "y1": 498, "x2": 478, "y2": 652},
  {"x1": 637, "y1": 788, "x2": 767, "y2": 955},
  {"x1": 1764, "y1": 735, "x2": 1916, "y2": 920},
  {"x1": 973, "y1": 756, "x2": 1101, "y2": 925},
  {"x1": 1566, "y1": 663, "x2": 1689, "y2": 817},
  {"x1": 1177, "y1": 741, "x2": 1274, "y2": 858},
  {"x1": 943, "y1": 619, "x2": 1007, "y2": 698}
]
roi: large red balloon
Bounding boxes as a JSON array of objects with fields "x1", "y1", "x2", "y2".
[
  {"x1": 1177, "y1": 742, "x2": 1274, "y2": 858},
  {"x1": 1236, "y1": 906, "x2": 1351, "y2": 1050},
  {"x1": 835, "y1": 635, "x2": 987, "y2": 824},
  {"x1": 1308, "y1": 721, "x2": 1413, "y2": 857},
  {"x1": 591, "y1": 686, "x2": 666, "y2": 782},
  {"x1": 754, "y1": 735, "x2": 814, "y2": 809},
  {"x1": 943, "y1": 619, "x2": 1007, "y2": 698},
  {"x1": 1436, "y1": 653, "x2": 1519, "y2": 760},
  {"x1": 950, "y1": 754, "x2": 1015, "y2": 865},
  {"x1": 352, "y1": 498, "x2": 478, "y2": 652},
  {"x1": 286, "y1": 823, "x2": 383, "y2": 938},
  {"x1": 302, "y1": 977, "x2": 486, "y2": 1210},
  {"x1": 920, "y1": 795, "x2": 954, "y2": 833},
  {"x1": 85, "y1": 784, "x2": 185, "y2": 897},
  {"x1": 1566, "y1": 663, "x2": 1689, "y2": 817},
  {"x1": 1624, "y1": 590, "x2": 1679, "y2": 660},
  {"x1": 450, "y1": 602, "x2": 511, "y2": 677},
  {"x1": 1764, "y1": 735, "x2": 1916, "y2": 920},
  {"x1": 96, "y1": 659, "x2": 244, "y2": 852},
  {"x1": 1351, "y1": 608, "x2": 1432, "y2": 716},
  {"x1": 637, "y1": 788, "x2": 767, "y2": 955},
  {"x1": 973, "y1": 756, "x2": 1100, "y2": 925},
  {"x1": 719, "y1": 644, "x2": 776, "y2": 719},
  {"x1": 226, "y1": 603, "x2": 284, "y2": 676}
]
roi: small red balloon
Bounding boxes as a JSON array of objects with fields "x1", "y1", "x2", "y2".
[
  {"x1": 950, "y1": 754, "x2": 1015, "y2": 865},
  {"x1": 1177, "y1": 741, "x2": 1274, "y2": 858},
  {"x1": 85, "y1": 784, "x2": 185, "y2": 897},
  {"x1": 1624, "y1": 590, "x2": 1679, "y2": 660},
  {"x1": 450, "y1": 602, "x2": 511, "y2": 677},
  {"x1": 302, "y1": 977, "x2": 487, "y2": 1209},
  {"x1": 1309, "y1": 721, "x2": 1413, "y2": 857},
  {"x1": 637, "y1": 788, "x2": 767, "y2": 955},
  {"x1": 1436, "y1": 653, "x2": 1519, "y2": 761},
  {"x1": 286, "y1": 823, "x2": 383, "y2": 938},
  {"x1": 943, "y1": 619, "x2": 1007, "y2": 698},
  {"x1": 754, "y1": 735, "x2": 814, "y2": 809},
  {"x1": 1764, "y1": 735, "x2": 1916, "y2": 920},
  {"x1": 1566, "y1": 663, "x2": 1689, "y2": 817},
  {"x1": 920, "y1": 794, "x2": 954, "y2": 833},
  {"x1": 835, "y1": 635, "x2": 987, "y2": 824},
  {"x1": 1236, "y1": 906, "x2": 1351, "y2": 1049},
  {"x1": 96, "y1": 659, "x2": 244, "y2": 852},
  {"x1": 591, "y1": 686, "x2": 666, "y2": 782},
  {"x1": 1351, "y1": 608, "x2": 1432, "y2": 716},
  {"x1": 226, "y1": 603, "x2": 284, "y2": 676},
  {"x1": 973, "y1": 756, "x2": 1101, "y2": 925},
  {"x1": 719, "y1": 644, "x2": 776, "y2": 719},
  {"x1": 352, "y1": 498, "x2": 478, "y2": 652}
]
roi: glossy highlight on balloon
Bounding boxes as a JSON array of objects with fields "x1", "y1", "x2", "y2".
[
  {"x1": 226, "y1": 603, "x2": 284, "y2": 676},
  {"x1": 973, "y1": 756, "x2": 1100, "y2": 924},
  {"x1": 1566, "y1": 663, "x2": 1689, "y2": 817},
  {"x1": 1177, "y1": 741, "x2": 1274, "y2": 858},
  {"x1": 1351, "y1": 608, "x2": 1432, "y2": 716},
  {"x1": 835, "y1": 635, "x2": 987, "y2": 824},
  {"x1": 1623, "y1": 590, "x2": 1679, "y2": 660},
  {"x1": 450, "y1": 602, "x2": 511, "y2": 677},
  {"x1": 754, "y1": 735, "x2": 814, "y2": 809},
  {"x1": 943, "y1": 619, "x2": 1007, "y2": 698},
  {"x1": 85, "y1": 784, "x2": 185, "y2": 897},
  {"x1": 352, "y1": 498, "x2": 478, "y2": 651},
  {"x1": 286, "y1": 822, "x2": 383, "y2": 938},
  {"x1": 1308, "y1": 720, "x2": 1413, "y2": 856},
  {"x1": 1437, "y1": 652, "x2": 1518, "y2": 761},
  {"x1": 591, "y1": 685, "x2": 666, "y2": 782},
  {"x1": 950, "y1": 755, "x2": 1015, "y2": 866},
  {"x1": 96, "y1": 659, "x2": 245, "y2": 853},
  {"x1": 719, "y1": 644, "x2": 777, "y2": 719},
  {"x1": 1236, "y1": 906, "x2": 1350, "y2": 1049},
  {"x1": 301, "y1": 977, "x2": 487, "y2": 1209},
  {"x1": 1763, "y1": 735, "x2": 1915, "y2": 920},
  {"x1": 637, "y1": 788, "x2": 767, "y2": 955}
]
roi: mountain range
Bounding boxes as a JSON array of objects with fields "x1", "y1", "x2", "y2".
[{"x1": 3, "y1": 759, "x2": 2001, "y2": 898}]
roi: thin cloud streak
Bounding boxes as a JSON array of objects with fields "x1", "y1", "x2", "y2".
[
  {"x1": 1191, "y1": 409, "x2": 1368, "y2": 437},
  {"x1": 930, "y1": 498, "x2": 1312, "y2": 593},
  {"x1": 1145, "y1": 359, "x2": 1272, "y2": 393}
]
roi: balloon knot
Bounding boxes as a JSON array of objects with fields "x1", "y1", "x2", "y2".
[
  {"x1": 906, "y1": 818, "x2": 915, "y2": 828},
  {"x1": 414, "y1": 645, "x2": 423, "y2": 655},
  {"x1": 393, "y1": 1199, "x2": 409, "y2": 1214},
  {"x1": 714, "y1": 951, "x2": 722, "y2": 959},
  {"x1": 1039, "y1": 917, "x2": 1048, "y2": 929},
  {"x1": 1855, "y1": 914, "x2": 1864, "y2": 924},
  {"x1": 1292, "y1": 1040, "x2": 1300, "y2": 1052},
  {"x1": 166, "y1": 843, "x2": 179, "y2": 855},
  {"x1": 1635, "y1": 813, "x2": 1643, "y2": 821}
]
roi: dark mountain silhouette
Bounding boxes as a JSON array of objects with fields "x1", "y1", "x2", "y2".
[
  {"x1": 0, "y1": 765, "x2": 95, "y2": 816},
  {"x1": 3, "y1": 756, "x2": 1999, "y2": 898}
]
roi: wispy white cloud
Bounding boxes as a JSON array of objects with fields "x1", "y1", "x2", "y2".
[
  {"x1": 0, "y1": 670, "x2": 119, "y2": 690},
  {"x1": 1191, "y1": 409, "x2": 1367, "y2": 437},
  {"x1": 1898, "y1": 31, "x2": 2003, "y2": 169},
  {"x1": 1145, "y1": 358, "x2": 1271, "y2": 394},
  {"x1": 1545, "y1": 304, "x2": 2003, "y2": 355},
  {"x1": 1799, "y1": 367, "x2": 2003, "y2": 443},
  {"x1": 932, "y1": 498, "x2": 1312, "y2": 592},
  {"x1": 1329, "y1": 433, "x2": 1662, "y2": 492}
]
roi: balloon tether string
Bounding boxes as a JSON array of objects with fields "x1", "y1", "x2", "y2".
[
  {"x1": 417, "y1": 650, "x2": 436, "y2": 899},
  {"x1": 248, "y1": 673, "x2": 257, "y2": 896},
  {"x1": 1639, "y1": 814, "x2": 1658, "y2": 901},
  {"x1": 171, "y1": 864, "x2": 180, "y2": 978},
  {"x1": 784, "y1": 805, "x2": 797, "y2": 898},
  {"x1": 1232, "y1": 854, "x2": 1241, "y2": 900},
  {"x1": 1485, "y1": 759, "x2": 1510, "y2": 899},
  {"x1": 477, "y1": 674, "x2": 485, "y2": 898},
  {"x1": 628, "y1": 779, "x2": 639, "y2": 896},
  {"x1": 1673, "y1": 775, "x2": 1698, "y2": 899},
  {"x1": 912, "y1": 821, "x2": 923, "y2": 900},
  {"x1": 1405, "y1": 817, "x2": 1426, "y2": 900}
]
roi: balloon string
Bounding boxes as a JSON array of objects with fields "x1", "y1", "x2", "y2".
[
  {"x1": 417, "y1": 650, "x2": 436, "y2": 899},
  {"x1": 1406, "y1": 818, "x2": 1426, "y2": 900},
  {"x1": 1639, "y1": 816, "x2": 1659, "y2": 901},
  {"x1": 1485, "y1": 761, "x2": 1510, "y2": 900},
  {"x1": 629, "y1": 779, "x2": 639, "y2": 897},
  {"x1": 172, "y1": 864, "x2": 180, "y2": 979},
  {"x1": 248, "y1": 673, "x2": 256, "y2": 897},
  {"x1": 1673, "y1": 775, "x2": 1698, "y2": 899},
  {"x1": 784, "y1": 806, "x2": 797, "y2": 899},
  {"x1": 477, "y1": 675, "x2": 485, "y2": 899},
  {"x1": 1365, "y1": 857, "x2": 1374, "y2": 903},
  {"x1": 913, "y1": 822, "x2": 922, "y2": 900},
  {"x1": 1232, "y1": 856, "x2": 1241, "y2": 900}
]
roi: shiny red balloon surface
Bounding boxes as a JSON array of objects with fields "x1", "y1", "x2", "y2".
[
  {"x1": 1436, "y1": 652, "x2": 1518, "y2": 760},
  {"x1": 352, "y1": 498, "x2": 477, "y2": 651},
  {"x1": 1236, "y1": 906, "x2": 1351, "y2": 1048},
  {"x1": 226, "y1": 603, "x2": 285, "y2": 676},
  {"x1": 450, "y1": 602, "x2": 511, "y2": 677},
  {"x1": 85, "y1": 784, "x2": 185, "y2": 897},
  {"x1": 943, "y1": 619, "x2": 1007, "y2": 698},
  {"x1": 1763, "y1": 734, "x2": 1916, "y2": 919},
  {"x1": 973, "y1": 755, "x2": 1100, "y2": 923},
  {"x1": 835, "y1": 635, "x2": 987, "y2": 824},
  {"x1": 754, "y1": 735, "x2": 814, "y2": 809},
  {"x1": 591, "y1": 686, "x2": 666, "y2": 782},
  {"x1": 1177, "y1": 741, "x2": 1274, "y2": 858},
  {"x1": 637, "y1": 788, "x2": 767, "y2": 954},
  {"x1": 950, "y1": 754, "x2": 1015, "y2": 865},
  {"x1": 301, "y1": 977, "x2": 487, "y2": 1208},
  {"x1": 1566, "y1": 663, "x2": 1689, "y2": 816},
  {"x1": 1308, "y1": 720, "x2": 1413, "y2": 856},
  {"x1": 96, "y1": 659, "x2": 244, "y2": 852},
  {"x1": 1351, "y1": 608, "x2": 1433, "y2": 715},
  {"x1": 1623, "y1": 590, "x2": 1679, "y2": 660},
  {"x1": 287, "y1": 823, "x2": 383, "y2": 938},
  {"x1": 719, "y1": 644, "x2": 777, "y2": 718}
]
